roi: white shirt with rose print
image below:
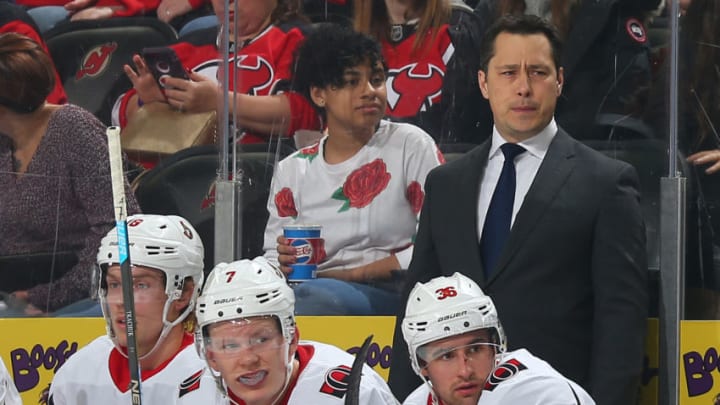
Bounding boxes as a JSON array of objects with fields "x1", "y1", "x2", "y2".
[
  {"x1": 403, "y1": 349, "x2": 595, "y2": 405},
  {"x1": 263, "y1": 119, "x2": 443, "y2": 272}
]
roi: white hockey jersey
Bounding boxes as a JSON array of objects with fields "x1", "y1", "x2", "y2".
[
  {"x1": 403, "y1": 349, "x2": 595, "y2": 405},
  {"x1": 215, "y1": 340, "x2": 399, "y2": 405},
  {"x1": 48, "y1": 333, "x2": 216, "y2": 405},
  {"x1": 0, "y1": 356, "x2": 21, "y2": 405}
]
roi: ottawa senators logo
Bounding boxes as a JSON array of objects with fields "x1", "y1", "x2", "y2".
[
  {"x1": 75, "y1": 42, "x2": 118, "y2": 80},
  {"x1": 484, "y1": 358, "x2": 527, "y2": 391},
  {"x1": 230, "y1": 55, "x2": 275, "y2": 96},
  {"x1": 178, "y1": 369, "x2": 203, "y2": 398},
  {"x1": 386, "y1": 63, "x2": 444, "y2": 117},
  {"x1": 319, "y1": 365, "x2": 352, "y2": 399}
]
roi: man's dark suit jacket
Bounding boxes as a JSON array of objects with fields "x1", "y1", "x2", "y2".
[{"x1": 389, "y1": 129, "x2": 648, "y2": 405}]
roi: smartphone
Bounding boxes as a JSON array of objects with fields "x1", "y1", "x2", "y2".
[{"x1": 141, "y1": 46, "x2": 189, "y2": 89}]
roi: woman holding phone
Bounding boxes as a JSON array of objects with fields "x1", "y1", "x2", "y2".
[{"x1": 115, "y1": 0, "x2": 319, "y2": 145}]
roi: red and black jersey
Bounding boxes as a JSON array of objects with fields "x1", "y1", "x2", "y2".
[
  {"x1": 381, "y1": 5, "x2": 490, "y2": 144},
  {"x1": 286, "y1": 5, "x2": 489, "y2": 144},
  {"x1": 0, "y1": 2, "x2": 67, "y2": 105},
  {"x1": 117, "y1": 23, "x2": 320, "y2": 142}
]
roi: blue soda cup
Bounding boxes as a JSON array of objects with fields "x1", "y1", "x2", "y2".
[{"x1": 283, "y1": 225, "x2": 323, "y2": 282}]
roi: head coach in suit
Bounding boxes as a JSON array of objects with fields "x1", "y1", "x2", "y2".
[{"x1": 389, "y1": 14, "x2": 648, "y2": 405}]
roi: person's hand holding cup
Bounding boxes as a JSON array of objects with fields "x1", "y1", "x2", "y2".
[{"x1": 278, "y1": 225, "x2": 324, "y2": 283}]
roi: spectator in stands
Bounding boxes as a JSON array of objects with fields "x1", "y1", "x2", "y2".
[
  {"x1": 387, "y1": 15, "x2": 647, "y2": 405},
  {"x1": 401, "y1": 273, "x2": 594, "y2": 405},
  {"x1": 195, "y1": 256, "x2": 399, "y2": 404},
  {"x1": 18, "y1": 0, "x2": 212, "y2": 33},
  {"x1": 263, "y1": 24, "x2": 443, "y2": 316},
  {"x1": 351, "y1": 0, "x2": 489, "y2": 144},
  {"x1": 49, "y1": 214, "x2": 217, "y2": 403},
  {"x1": 474, "y1": 0, "x2": 662, "y2": 141},
  {"x1": 0, "y1": 2, "x2": 66, "y2": 104},
  {"x1": 0, "y1": 32, "x2": 139, "y2": 316},
  {"x1": 116, "y1": 0, "x2": 320, "y2": 144}
]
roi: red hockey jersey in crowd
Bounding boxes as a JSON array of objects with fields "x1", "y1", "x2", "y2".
[
  {"x1": 115, "y1": 23, "x2": 320, "y2": 143},
  {"x1": 288, "y1": 5, "x2": 488, "y2": 144}
]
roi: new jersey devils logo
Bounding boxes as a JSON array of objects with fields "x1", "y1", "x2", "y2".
[
  {"x1": 386, "y1": 63, "x2": 444, "y2": 117},
  {"x1": 75, "y1": 42, "x2": 118, "y2": 80},
  {"x1": 229, "y1": 55, "x2": 275, "y2": 96}
]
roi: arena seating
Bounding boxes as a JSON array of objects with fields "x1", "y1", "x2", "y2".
[
  {"x1": 45, "y1": 18, "x2": 178, "y2": 125},
  {"x1": 132, "y1": 141, "x2": 295, "y2": 273}
]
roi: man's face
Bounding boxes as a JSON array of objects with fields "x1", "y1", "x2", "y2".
[
  {"x1": 478, "y1": 32, "x2": 564, "y2": 142},
  {"x1": 206, "y1": 317, "x2": 297, "y2": 405},
  {"x1": 419, "y1": 330, "x2": 496, "y2": 405},
  {"x1": 104, "y1": 265, "x2": 168, "y2": 357}
]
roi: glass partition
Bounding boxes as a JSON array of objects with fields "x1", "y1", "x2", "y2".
[{"x1": 3, "y1": 0, "x2": 719, "y2": 403}]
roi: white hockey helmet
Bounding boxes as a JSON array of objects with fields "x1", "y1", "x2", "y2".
[
  {"x1": 96, "y1": 214, "x2": 205, "y2": 344},
  {"x1": 402, "y1": 272, "x2": 506, "y2": 376},
  {"x1": 195, "y1": 256, "x2": 296, "y2": 358}
]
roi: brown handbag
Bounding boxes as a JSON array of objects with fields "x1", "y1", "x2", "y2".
[{"x1": 121, "y1": 102, "x2": 217, "y2": 161}]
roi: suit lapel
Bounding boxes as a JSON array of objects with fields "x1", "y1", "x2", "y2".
[
  {"x1": 488, "y1": 130, "x2": 577, "y2": 283},
  {"x1": 452, "y1": 142, "x2": 490, "y2": 281}
]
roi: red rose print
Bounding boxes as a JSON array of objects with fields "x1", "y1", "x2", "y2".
[
  {"x1": 297, "y1": 143, "x2": 320, "y2": 161},
  {"x1": 406, "y1": 181, "x2": 424, "y2": 215},
  {"x1": 343, "y1": 159, "x2": 391, "y2": 208},
  {"x1": 275, "y1": 187, "x2": 298, "y2": 217}
]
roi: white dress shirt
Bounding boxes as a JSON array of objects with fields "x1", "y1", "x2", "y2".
[{"x1": 477, "y1": 119, "x2": 558, "y2": 241}]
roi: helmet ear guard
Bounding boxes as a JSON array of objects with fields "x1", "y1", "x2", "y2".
[{"x1": 401, "y1": 272, "x2": 507, "y2": 377}]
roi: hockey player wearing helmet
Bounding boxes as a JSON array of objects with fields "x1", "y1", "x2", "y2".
[
  {"x1": 48, "y1": 214, "x2": 216, "y2": 404},
  {"x1": 195, "y1": 256, "x2": 400, "y2": 405},
  {"x1": 401, "y1": 273, "x2": 595, "y2": 405}
]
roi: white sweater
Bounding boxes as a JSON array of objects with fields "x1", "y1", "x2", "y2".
[{"x1": 264, "y1": 120, "x2": 443, "y2": 272}]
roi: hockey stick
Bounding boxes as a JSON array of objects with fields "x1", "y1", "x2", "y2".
[
  {"x1": 107, "y1": 126, "x2": 143, "y2": 405},
  {"x1": 344, "y1": 334, "x2": 373, "y2": 405}
]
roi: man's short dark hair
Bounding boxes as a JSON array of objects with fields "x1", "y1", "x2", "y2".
[
  {"x1": 478, "y1": 14, "x2": 563, "y2": 73},
  {"x1": 291, "y1": 23, "x2": 385, "y2": 107}
]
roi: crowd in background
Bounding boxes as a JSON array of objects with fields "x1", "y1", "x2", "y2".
[{"x1": 0, "y1": 0, "x2": 717, "y2": 403}]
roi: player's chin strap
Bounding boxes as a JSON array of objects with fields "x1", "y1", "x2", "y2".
[
  {"x1": 420, "y1": 374, "x2": 442, "y2": 405},
  {"x1": 269, "y1": 341, "x2": 296, "y2": 405},
  {"x1": 112, "y1": 288, "x2": 191, "y2": 361},
  {"x1": 138, "y1": 289, "x2": 192, "y2": 360}
]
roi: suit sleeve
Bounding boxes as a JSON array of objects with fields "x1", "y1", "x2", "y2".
[
  {"x1": 588, "y1": 163, "x2": 647, "y2": 404},
  {"x1": 388, "y1": 168, "x2": 443, "y2": 401}
]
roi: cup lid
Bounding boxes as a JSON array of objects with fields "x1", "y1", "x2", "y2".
[{"x1": 283, "y1": 225, "x2": 322, "y2": 231}]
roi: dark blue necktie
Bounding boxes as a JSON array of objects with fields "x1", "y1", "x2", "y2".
[{"x1": 480, "y1": 143, "x2": 526, "y2": 278}]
